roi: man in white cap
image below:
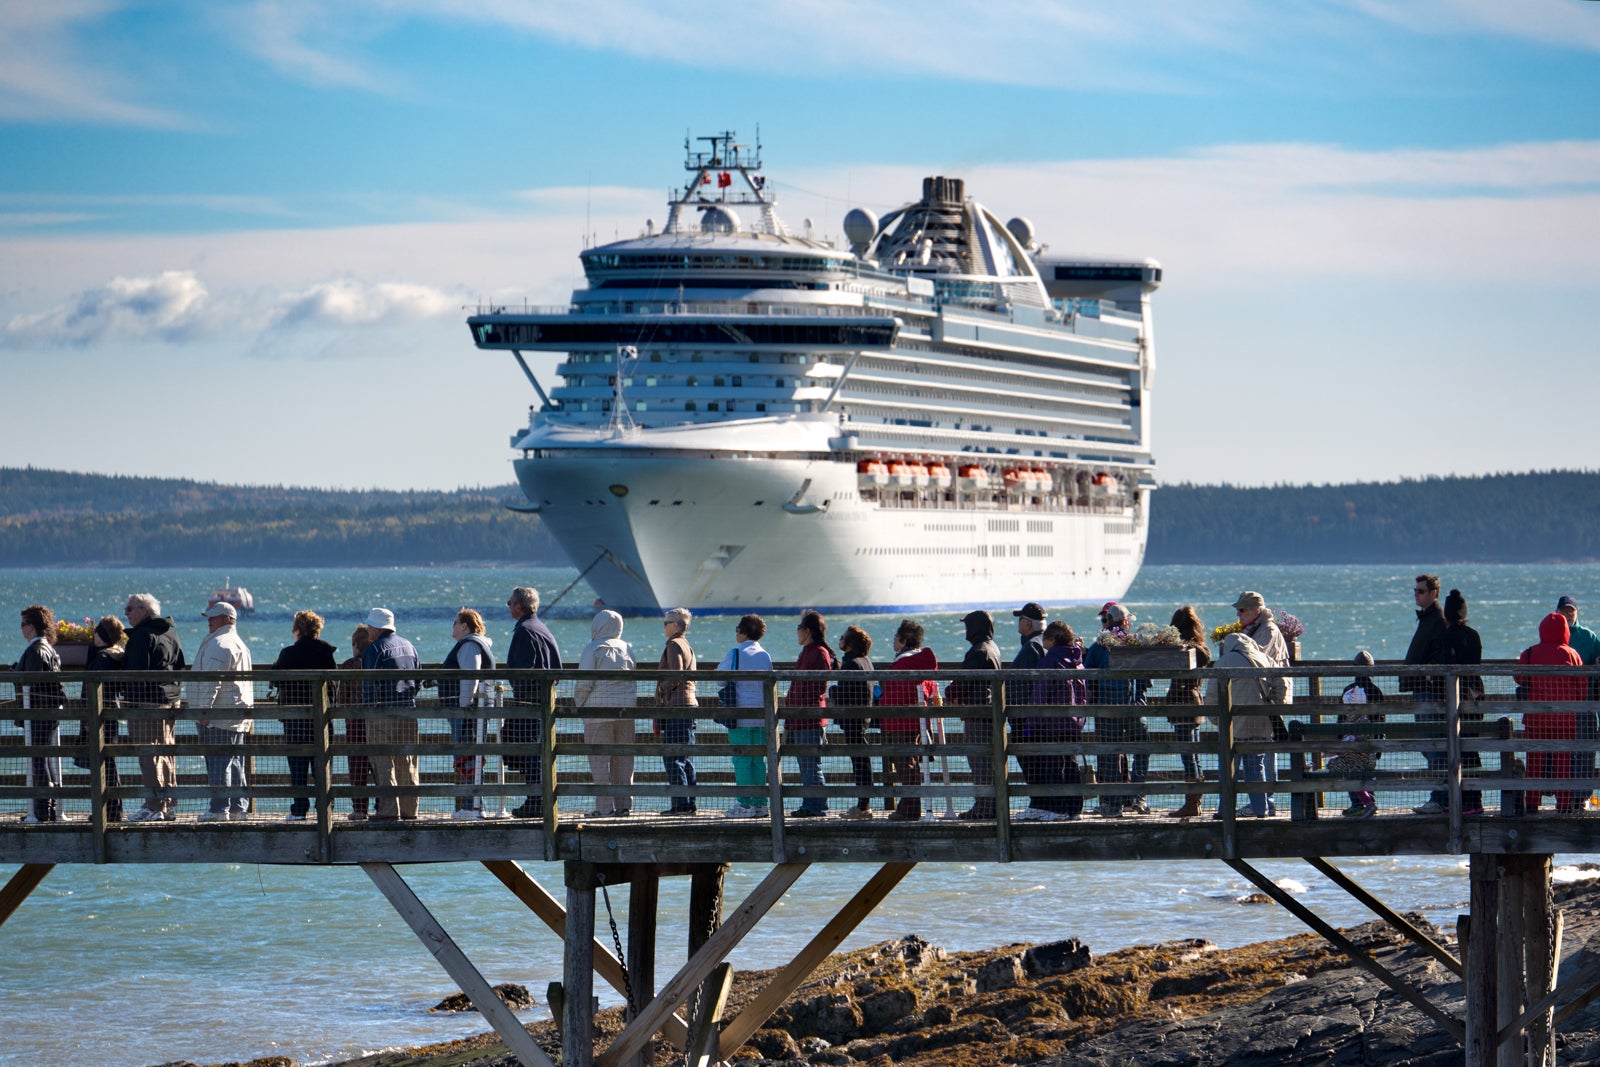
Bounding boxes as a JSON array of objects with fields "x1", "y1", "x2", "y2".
[
  {"x1": 191, "y1": 602, "x2": 254, "y2": 821},
  {"x1": 361, "y1": 607, "x2": 421, "y2": 820}
]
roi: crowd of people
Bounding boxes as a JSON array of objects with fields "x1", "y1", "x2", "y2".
[{"x1": 6, "y1": 578, "x2": 1599, "y2": 824}]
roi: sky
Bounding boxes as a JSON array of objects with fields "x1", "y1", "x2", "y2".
[{"x1": 1, "y1": 0, "x2": 1597, "y2": 491}]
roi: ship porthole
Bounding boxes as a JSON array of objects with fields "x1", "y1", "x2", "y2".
[{"x1": 609, "y1": 484, "x2": 629, "y2": 497}]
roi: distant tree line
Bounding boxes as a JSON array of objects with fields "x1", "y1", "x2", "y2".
[
  {"x1": 3, "y1": 467, "x2": 1595, "y2": 567},
  {"x1": 1145, "y1": 470, "x2": 1600, "y2": 564}
]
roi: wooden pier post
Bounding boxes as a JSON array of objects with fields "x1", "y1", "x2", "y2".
[
  {"x1": 565, "y1": 861, "x2": 597, "y2": 1067},
  {"x1": 687, "y1": 863, "x2": 727, "y2": 1036},
  {"x1": 1520, "y1": 854, "x2": 1555, "y2": 1067},
  {"x1": 624, "y1": 866, "x2": 659, "y2": 1067},
  {"x1": 1466, "y1": 854, "x2": 1498, "y2": 1067},
  {"x1": 86, "y1": 681, "x2": 107, "y2": 863}
]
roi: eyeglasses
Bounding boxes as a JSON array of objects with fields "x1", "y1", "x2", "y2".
[
  {"x1": 1413, "y1": 588, "x2": 1430, "y2": 596},
  {"x1": 1235, "y1": 608, "x2": 1249, "y2": 615}
]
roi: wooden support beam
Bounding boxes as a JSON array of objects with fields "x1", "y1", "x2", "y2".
[
  {"x1": 624, "y1": 866, "x2": 659, "y2": 1067},
  {"x1": 687, "y1": 963, "x2": 733, "y2": 1067},
  {"x1": 1521, "y1": 855, "x2": 1555, "y2": 1066},
  {"x1": 86, "y1": 682, "x2": 106, "y2": 863},
  {"x1": 1498, "y1": 856, "x2": 1525, "y2": 1067},
  {"x1": 765, "y1": 681, "x2": 785, "y2": 863},
  {"x1": 1306, "y1": 857, "x2": 1461, "y2": 976},
  {"x1": 992, "y1": 685, "x2": 1011, "y2": 862},
  {"x1": 1466, "y1": 854, "x2": 1498, "y2": 1067},
  {"x1": 360, "y1": 862, "x2": 555, "y2": 1067},
  {"x1": 480, "y1": 860, "x2": 689, "y2": 1049},
  {"x1": 595, "y1": 862, "x2": 808, "y2": 1067},
  {"x1": 718, "y1": 862, "x2": 916, "y2": 1060},
  {"x1": 564, "y1": 863, "x2": 597, "y2": 1067},
  {"x1": 0, "y1": 863, "x2": 52, "y2": 928},
  {"x1": 1223, "y1": 858, "x2": 1464, "y2": 1042},
  {"x1": 1217, "y1": 684, "x2": 1237, "y2": 858}
]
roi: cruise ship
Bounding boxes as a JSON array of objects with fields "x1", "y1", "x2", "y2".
[{"x1": 468, "y1": 132, "x2": 1161, "y2": 615}]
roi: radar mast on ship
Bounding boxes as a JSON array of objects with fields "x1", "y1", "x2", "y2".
[{"x1": 663, "y1": 129, "x2": 787, "y2": 236}]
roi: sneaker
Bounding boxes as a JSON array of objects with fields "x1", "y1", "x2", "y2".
[
  {"x1": 127, "y1": 808, "x2": 161, "y2": 823},
  {"x1": 746, "y1": 805, "x2": 769, "y2": 819},
  {"x1": 790, "y1": 808, "x2": 827, "y2": 818},
  {"x1": 1128, "y1": 798, "x2": 1152, "y2": 816},
  {"x1": 723, "y1": 805, "x2": 762, "y2": 819},
  {"x1": 1341, "y1": 804, "x2": 1368, "y2": 818},
  {"x1": 1360, "y1": 804, "x2": 1377, "y2": 819},
  {"x1": 198, "y1": 810, "x2": 229, "y2": 822},
  {"x1": 346, "y1": 811, "x2": 369, "y2": 822},
  {"x1": 665, "y1": 806, "x2": 698, "y2": 816},
  {"x1": 284, "y1": 812, "x2": 308, "y2": 822},
  {"x1": 839, "y1": 807, "x2": 872, "y2": 821},
  {"x1": 451, "y1": 808, "x2": 482, "y2": 820},
  {"x1": 509, "y1": 801, "x2": 542, "y2": 819},
  {"x1": 1013, "y1": 807, "x2": 1047, "y2": 822},
  {"x1": 1412, "y1": 800, "x2": 1445, "y2": 815},
  {"x1": 21, "y1": 814, "x2": 40, "y2": 825}
]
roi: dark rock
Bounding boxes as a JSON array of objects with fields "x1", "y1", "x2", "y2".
[
  {"x1": 858, "y1": 986, "x2": 919, "y2": 1032},
  {"x1": 976, "y1": 953, "x2": 1025, "y2": 992},
  {"x1": 430, "y1": 983, "x2": 534, "y2": 1013},
  {"x1": 811, "y1": 1051, "x2": 855, "y2": 1066},
  {"x1": 1024, "y1": 938, "x2": 1092, "y2": 978},
  {"x1": 969, "y1": 993, "x2": 1066, "y2": 1028},
  {"x1": 922, "y1": 1003, "x2": 954, "y2": 1026},
  {"x1": 875, "y1": 934, "x2": 945, "y2": 975},
  {"x1": 887, "y1": 1017, "x2": 1011, "y2": 1059},
  {"x1": 748, "y1": 1029, "x2": 800, "y2": 1060},
  {"x1": 782, "y1": 991, "x2": 863, "y2": 1043}
]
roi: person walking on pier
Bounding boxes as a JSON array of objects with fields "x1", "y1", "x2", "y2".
[
  {"x1": 190, "y1": 602, "x2": 255, "y2": 822},
  {"x1": 946, "y1": 609, "x2": 1003, "y2": 820},
  {"x1": 14, "y1": 605, "x2": 66, "y2": 823},
  {"x1": 1557, "y1": 596, "x2": 1600, "y2": 805},
  {"x1": 1162, "y1": 606, "x2": 1212, "y2": 819},
  {"x1": 1018, "y1": 620, "x2": 1087, "y2": 820},
  {"x1": 505, "y1": 587, "x2": 561, "y2": 820},
  {"x1": 270, "y1": 610, "x2": 339, "y2": 822},
  {"x1": 575, "y1": 609, "x2": 636, "y2": 817},
  {"x1": 1517, "y1": 612, "x2": 1587, "y2": 814},
  {"x1": 719, "y1": 615, "x2": 773, "y2": 818},
  {"x1": 881, "y1": 619, "x2": 938, "y2": 822},
  {"x1": 655, "y1": 608, "x2": 699, "y2": 815},
  {"x1": 1400, "y1": 574, "x2": 1451, "y2": 815},
  {"x1": 1085, "y1": 603, "x2": 1151, "y2": 817},
  {"x1": 1440, "y1": 590, "x2": 1486, "y2": 816},
  {"x1": 84, "y1": 616, "x2": 128, "y2": 822},
  {"x1": 443, "y1": 608, "x2": 495, "y2": 819},
  {"x1": 122, "y1": 593, "x2": 186, "y2": 822},
  {"x1": 361, "y1": 608, "x2": 421, "y2": 821},
  {"x1": 833, "y1": 625, "x2": 879, "y2": 819},
  {"x1": 785, "y1": 610, "x2": 836, "y2": 818},
  {"x1": 337, "y1": 625, "x2": 374, "y2": 820}
]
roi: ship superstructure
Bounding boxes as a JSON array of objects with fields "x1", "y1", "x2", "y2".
[{"x1": 468, "y1": 132, "x2": 1161, "y2": 613}]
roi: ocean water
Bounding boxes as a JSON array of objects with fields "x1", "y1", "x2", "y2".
[{"x1": 2, "y1": 562, "x2": 1598, "y2": 1067}]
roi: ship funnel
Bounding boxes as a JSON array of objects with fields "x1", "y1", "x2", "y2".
[{"x1": 922, "y1": 176, "x2": 965, "y2": 205}]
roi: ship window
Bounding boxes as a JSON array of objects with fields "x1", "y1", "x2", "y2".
[
  {"x1": 685, "y1": 402, "x2": 696, "y2": 412},
  {"x1": 708, "y1": 403, "x2": 719, "y2": 412},
  {"x1": 686, "y1": 376, "x2": 698, "y2": 387},
  {"x1": 731, "y1": 376, "x2": 742, "y2": 387},
  {"x1": 635, "y1": 401, "x2": 647, "y2": 411},
  {"x1": 756, "y1": 403, "x2": 767, "y2": 413},
  {"x1": 714, "y1": 377, "x2": 726, "y2": 387}
]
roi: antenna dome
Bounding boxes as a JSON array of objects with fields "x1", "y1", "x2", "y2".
[
  {"x1": 699, "y1": 206, "x2": 741, "y2": 234},
  {"x1": 1006, "y1": 217, "x2": 1036, "y2": 249},
  {"x1": 843, "y1": 207, "x2": 879, "y2": 254}
]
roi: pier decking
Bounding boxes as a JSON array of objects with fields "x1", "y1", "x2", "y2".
[{"x1": 3, "y1": 661, "x2": 1597, "y2": 1066}]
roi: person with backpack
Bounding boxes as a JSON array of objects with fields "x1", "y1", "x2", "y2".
[
  {"x1": 718, "y1": 615, "x2": 773, "y2": 818},
  {"x1": 784, "y1": 610, "x2": 835, "y2": 818},
  {"x1": 442, "y1": 608, "x2": 495, "y2": 819}
]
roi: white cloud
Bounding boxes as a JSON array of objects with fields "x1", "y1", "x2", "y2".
[
  {"x1": 219, "y1": 0, "x2": 396, "y2": 92},
  {"x1": 267, "y1": 279, "x2": 456, "y2": 328},
  {"x1": 3, "y1": 270, "x2": 213, "y2": 346},
  {"x1": 1354, "y1": 0, "x2": 1600, "y2": 51},
  {"x1": 0, "y1": 1, "x2": 189, "y2": 126}
]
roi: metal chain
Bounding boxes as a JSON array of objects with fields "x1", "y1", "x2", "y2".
[
  {"x1": 597, "y1": 872, "x2": 637, "y2": 1016},
  {"x1": 683, "y1": 867, "x2": 726, "y2": 1060}
]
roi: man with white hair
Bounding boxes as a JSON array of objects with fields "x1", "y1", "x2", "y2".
[
  {"x1": 505, "y1": 586, "x2": 561, "y2": 819},
  {"x1": 655, "y1": 607, "x2": 699, "y2": 815},
  {"x1": 123, "y1": 592, "x2": 186, "y2": 822},
  {"x1": 360, "y1": 607, "x2": 421, "y2": 821},
  {"x1": 190, "y1": 602, "x2": 254, "y2": 821}
]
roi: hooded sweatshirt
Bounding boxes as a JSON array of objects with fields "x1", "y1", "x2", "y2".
[
  {"x1": 949, "y1": 611, "x2": 1001, "y2": 708},
  {"x1": 1206, "y1": 632, "x2": 1274, "y2": 741},
  {"x1": 1026, "y1": 641, "x2": 1087, "y2": 738},
  {"x1": 1516, "y1": 613, "x2": 1586, "y2": 702},
  {"x1": 574, "y1": 610, "x2": 636, "y2": 708},
  {"x1": 124, "y1": 614, "x2": 186, "y2": 704},
  {"x1": 879, "y1": 646, "x2": 938, "y2": 733}
]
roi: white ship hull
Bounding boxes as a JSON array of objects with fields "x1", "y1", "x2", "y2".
[{"x1": 517, "y1": 448, "x2": 1147, "y2": 614}]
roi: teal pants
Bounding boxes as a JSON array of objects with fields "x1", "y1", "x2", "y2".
[{"x1": 727, "y1": 726, "x2": 768, "y2": 807}]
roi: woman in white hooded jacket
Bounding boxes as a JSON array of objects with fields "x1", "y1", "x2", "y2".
[
  {"x1": 575, "y1": 610, "x2": 637, "y2": 816},
  {"x1": 1206, "y1": 632, "x2": 1277, "y2": 818}
]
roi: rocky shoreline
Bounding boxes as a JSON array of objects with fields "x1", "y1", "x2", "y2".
[{"x1": 156, "y1": 881, "x2": 1600, "y2": 1067}]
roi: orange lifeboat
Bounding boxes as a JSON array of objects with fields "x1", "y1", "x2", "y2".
[
  {"x1": 856, "y1": 457, "x2": 888, "y2": 488},
  {"x1": 888, "y1": 457, "x2": 914, "y2": 487},
  {"x1": 1032, "y1": 468, "x2": 1054, "y2": 493},
  {"x1": 1091, "y1": 471, "x2": 1121, "y2": 497},
  {"x1": 1002, "y1": 467, "x2": 1028, "y2": 493},
  {"x1": 907, "y1": 461, "x2": 930, "y2": 488},
  {"x1": 957, "y1": 464, "x2": 989, "y2": 490},
  {"x1": 927, "y1": 462, "x2": 953, "y2": 488}
]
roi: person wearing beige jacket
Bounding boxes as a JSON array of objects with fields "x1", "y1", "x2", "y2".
[
  {"x1": 655, "y1": 608, "x2": 699, "y2": 815},
  {"x1": 190, "y1": 602, "x2": 255, "y2": 821}
]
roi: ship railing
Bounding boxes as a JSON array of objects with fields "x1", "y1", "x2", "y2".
[
  {"x1": 473, "y1": 301, "x2": 895, "y2": 319},
  {"x1": 4, "y1": 663, "x2": 1599, "y2": 856}
]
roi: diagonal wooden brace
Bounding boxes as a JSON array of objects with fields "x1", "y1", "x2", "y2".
[{"x1": 1305, "y1": 857, "x2": 1462, "y2": 976}]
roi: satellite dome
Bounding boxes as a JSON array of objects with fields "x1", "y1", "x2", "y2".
[
  {"x1": 1006, "y1": 216, "x2": 1036, "y2": 250},
  {"x1": 699, "y1": 206, "x2": 742, "y2": 234},
  {"x1": 842, "y1": 207, "x2": 879, "y2": 254}
]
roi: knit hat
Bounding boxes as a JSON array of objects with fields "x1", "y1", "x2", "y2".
[
  {"x1": 1444, "y1": 588, "x2": 1467, "y2": 624},
  {"x1": 1352, "y1": 650, "x2": 1375, "y2": 668}
]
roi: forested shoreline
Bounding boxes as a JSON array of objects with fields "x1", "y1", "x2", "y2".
[{"x1": 1, "y1": 467, "x2": 1594, "y2": 567}]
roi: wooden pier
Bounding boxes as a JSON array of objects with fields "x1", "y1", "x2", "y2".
[{"x1": 3, "y1": 660, "x2": 1599, "y2": 1066}]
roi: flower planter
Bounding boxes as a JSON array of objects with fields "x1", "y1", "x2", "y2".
[
  {"x1": 1104, "y1": 645, "x2": 1196, "y2": 671},
  {"x1": 54, "y1": 642, "x2": 91, "y2": 668}
]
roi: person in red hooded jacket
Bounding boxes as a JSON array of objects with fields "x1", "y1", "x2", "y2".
[
  {"x1": 1516, "y1": 612, "x2": 1587, "y2": 813},
  {"x1": 880, "y1": 619, "x2": 938, "y2": 821}
]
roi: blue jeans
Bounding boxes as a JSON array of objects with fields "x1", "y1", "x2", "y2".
[
  {"x1": 27, "y1": 718, "x2": 61, "y2": 821},
  {"x1": 727, "y1": 726, "x2": 768, "y2": 808},
  {"x1": 786, "y1": 727, "x2": 828, "y2": 812},
  {"x1": 1236, "y1": 751, "x2": 1275, "y2": 815},
  {"x1": 659, "y1": 718, "x2": 697, "y2": 811},
  {"x1": 200, "y1": 725, "x2": 249, "y2": 815}
]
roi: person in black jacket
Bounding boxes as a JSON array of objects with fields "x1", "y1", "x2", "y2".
[
  {"x1": 122, "y1": 593, "x2": 185, "y2": 822},
  {"x1": 270, "y1": 610, "x2": 340, "y2": 821},
  {"x1": 951, "y1": 609, "x2": 1003, "y2": 820},
  {"x1": 504, "y1": 586, "x2": 562, "y2": 819},
  {"x1": 1400, "y1": 574, "x2": 1451, "y2": 815},
  {"x1": 83, "y1": 616, "x2": 128, "y2": 823},
  {"x1": 15, "y1": 605, "x2": 66, "y2": 823},
  {"x1": 834, "y1": 625, "x2": 879, "y2": 819},
  {"x1": 1440, "y1": 589, "x2": 1486, "y2": 815}
]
